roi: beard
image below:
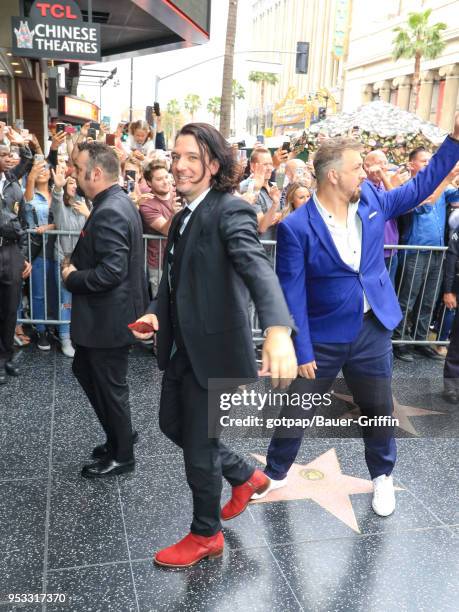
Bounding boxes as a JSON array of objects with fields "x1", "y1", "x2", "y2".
[
  {"x1": 349, "y1": 186, "x2": 361, "y2": 203},
  {"x1": 76, "y1": 184, "x2": 87, "y2": 198}
]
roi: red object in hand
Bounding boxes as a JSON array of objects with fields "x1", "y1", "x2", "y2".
[{"x1": 128, "y1": 321, "x2": 155, "y2": 333}]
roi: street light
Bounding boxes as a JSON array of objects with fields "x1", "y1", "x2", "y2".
[{"x1": 79, "y1": 68, "x2": 118, "y2": 112}]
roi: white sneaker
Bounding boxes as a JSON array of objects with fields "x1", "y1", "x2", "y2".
[
  {"x1": 61, "y1": 339, "x2": 75, "y2": 359},
  {"x1": 372, "y1": 474, "x2": 395, "y2": 516},
  {"x1": 251, "y1": 476, "x2": 287, "y2": 500}
]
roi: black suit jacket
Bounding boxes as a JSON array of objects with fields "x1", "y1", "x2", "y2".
[
  {"x1": 66, "y1": 184, "x2": 148, "y2": 348},
  {"x1": 148, "y1": 189, "x2": 293, "y2": 388}
]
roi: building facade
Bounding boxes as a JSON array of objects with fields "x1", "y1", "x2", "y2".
[
  {"x1": 343, "y1": 0, "x2": 459, "y2": 130},
  {"x1": 247, "y1": 0, "x2": 344, "y2": 134}
]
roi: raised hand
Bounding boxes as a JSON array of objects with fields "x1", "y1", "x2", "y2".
[
  {"x1": 29, "y1": 159, "x2": 47, "y2": 179},
  {"x1": 51, "y1": 165, "x2": 66, "y2": 190},
  {"x1": 252, "y1": 162, "x2": 265, "y2": 190},
  {"x1": 50, "y1": 130, "x2": 66, "y2": 150},
  {"x1": 272, "y1": 147, "x2": 288, "y2": 169}
]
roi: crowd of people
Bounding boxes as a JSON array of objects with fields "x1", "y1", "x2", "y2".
[{"x1": 0, "y1": 113, "x2": 459, "y2": 382}]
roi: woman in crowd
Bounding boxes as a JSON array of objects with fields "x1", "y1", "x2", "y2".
[
  {"x1": 23, "y1": 159, "x2": 55, "y2": 351},
  {"x1": 281, "y1": 180, "x2": 312, "y2": 219},
  {"x1": 50, "y1": 166, "x2": 90, "y2": 358}
]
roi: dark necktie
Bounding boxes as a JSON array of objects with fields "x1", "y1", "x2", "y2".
[{"x1": 168, "y1": 207, "x2": 192, "y2": 285}]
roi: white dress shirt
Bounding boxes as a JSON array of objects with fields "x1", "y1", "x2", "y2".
[
  {"x1": 168, "y1": 187, "x2": 211, "y2": 285},
  {"x1": 170, "y1": 187, "x2": 210, "y2": 255},
  {"x1": 313, "y1": 192, "x2": 370, "y2": 313}
]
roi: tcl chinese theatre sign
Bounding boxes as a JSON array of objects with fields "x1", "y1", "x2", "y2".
[{"x1": 12, "y1": 0, "x2": 101, "y2": 62}]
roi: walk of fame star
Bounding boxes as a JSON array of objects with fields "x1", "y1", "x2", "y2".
[
  {"x1": 250, "y1": 449, "x2": 402, "y2": 533},
  {"x1": 333, "y1": 392, "x2": 445, "y2": 436}
]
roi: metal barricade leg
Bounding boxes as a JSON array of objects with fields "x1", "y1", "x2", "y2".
[{"x1": 393, "y1": 250, "x2": 422, "y2": 341}]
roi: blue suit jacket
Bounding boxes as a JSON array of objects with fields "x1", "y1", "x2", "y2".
[{"x1": 276, "y1": 136, "x2": 459, "y2": 364}]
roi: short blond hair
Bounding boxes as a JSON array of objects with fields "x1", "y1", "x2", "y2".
[
  {"x1": 250, "y1": 147, "x2": 270, "y2": 164},
  {"x1": 313, "y1": 138, "x2": 362, "y2": 184}
]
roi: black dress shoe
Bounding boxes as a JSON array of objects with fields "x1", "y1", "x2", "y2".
[
  {"x1": 91, "y1": 430, "x2": 139, "y2": 460},
  {"x1": 393, "y1": 345, "x2": 414, "y2": 362},
  {"x1": 414, "y1": 345, "x2": 444, "y2": 361},
  {"x1": 5, "y1": 361, "x2": 20, "y2": 376},
  {"x1": 81, "y1": 458, "x2": 135, "y2": 479},
  {"x1": 0, "y1": 368, "x2": 7, "y2": 385}
]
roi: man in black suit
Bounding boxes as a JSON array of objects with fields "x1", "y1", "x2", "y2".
[
  {"x1": 132, "y1": 123, "x2": 297, "y2": 568},
  {"x1": 62, "y1": 142, "x2": 148, "y2": 478}
]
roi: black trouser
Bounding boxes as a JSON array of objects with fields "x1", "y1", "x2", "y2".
[
  {"x1": 159, "y1": 349, "x2": 254, "y2": 536},
  {"x1": 444, "y1": 308, "x2": 459, "y2": 392},
  {"x1": 0, "y1": 243, "x2": 23, "y2": 368},
  {"x1": 72, "y1": 345, "x2": 134, "y2": 462}
]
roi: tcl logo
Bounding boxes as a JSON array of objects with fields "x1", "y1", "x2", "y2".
[{"x1": 35, "y1": 3, "x2": 78, "y2": 19}]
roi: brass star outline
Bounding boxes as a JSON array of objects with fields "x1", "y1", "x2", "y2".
[
  {"x1": 333, "y1": 392, "x2": 445, "y2": 436},
  {"x1": 250, "y1": 449, "x2": 402, "y2": 533}
]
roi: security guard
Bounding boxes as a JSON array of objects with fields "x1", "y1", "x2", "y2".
[{"x1": 0, "y1": 144, "x2": 31, "y2": 384}]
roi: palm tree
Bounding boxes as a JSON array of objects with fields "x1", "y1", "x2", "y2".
[
  {"x1": 166, "y1": 98, "x2": 181, "y2": 140},
  {"x1": 248, "y1": 71, "x2": 279, "y2": 134},
  {"x1": 220, "y1": 0, "x2": 239, "y2": 137},
  {"x1": 232, "y1": 79, "x2": 245, "y2": 134},
  {"x1": 392, "y1": 9, "x2": 446, "y2": 114},
  {"x1": 207, "y1": 96, "x2": 221, "y2": 125},
  {"x1": 184, "y1": 94, "x2": 202, "y2": 122}
]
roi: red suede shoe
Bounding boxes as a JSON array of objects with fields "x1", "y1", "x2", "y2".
[
  {"x1": 154, "y1": 531, "x2": 224, "y2": 568},
  {"x1": 221, "y1": 469, "x2": 269, "y2": 521}
]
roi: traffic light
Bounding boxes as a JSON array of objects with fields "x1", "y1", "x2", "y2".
[
  {"x1": 318, "y1": 107, "x2": 327, "y2": 121},
  {"x1": 296, "y1": 42, "x2": 309, "y2": 74}
]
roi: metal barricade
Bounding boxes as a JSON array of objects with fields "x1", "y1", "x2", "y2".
[
  {"x1": 18, "y1": 231, "x2": 453, "y2": 347},
  {"x1": 388, "y1": 244, "x2": 449, "y2": 346}
]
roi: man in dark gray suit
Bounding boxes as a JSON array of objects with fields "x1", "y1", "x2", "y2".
[
  {"x1": 132, "y1": 123, "x2": 297, "y2": 568},
  {"x1": 62, "y1": 142, "x2": 148, "y2": 478}
]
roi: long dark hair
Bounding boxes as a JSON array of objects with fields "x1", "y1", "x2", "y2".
[{"x1": 175, "y1": 123, "x2": 242, "y2": 193}]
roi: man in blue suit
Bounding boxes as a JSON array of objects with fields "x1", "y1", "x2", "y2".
[{"x1": 255, "y1": 119, "x2": 459, "y2": 517}]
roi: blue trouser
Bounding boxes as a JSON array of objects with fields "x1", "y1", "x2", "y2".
[
  {"x1": 30, "y1": 255, "x2": 51, "y2": 333},
  {"x1": 54, "y1": 261, "x2": 72, "y2": 339},
  {"x1": 265, "y1": 315, "x2": 396, "y2": 480}
]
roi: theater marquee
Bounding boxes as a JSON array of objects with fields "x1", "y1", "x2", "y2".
[{"x1": 11, "y1": 0, "x2": 101, "y2": 62}]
